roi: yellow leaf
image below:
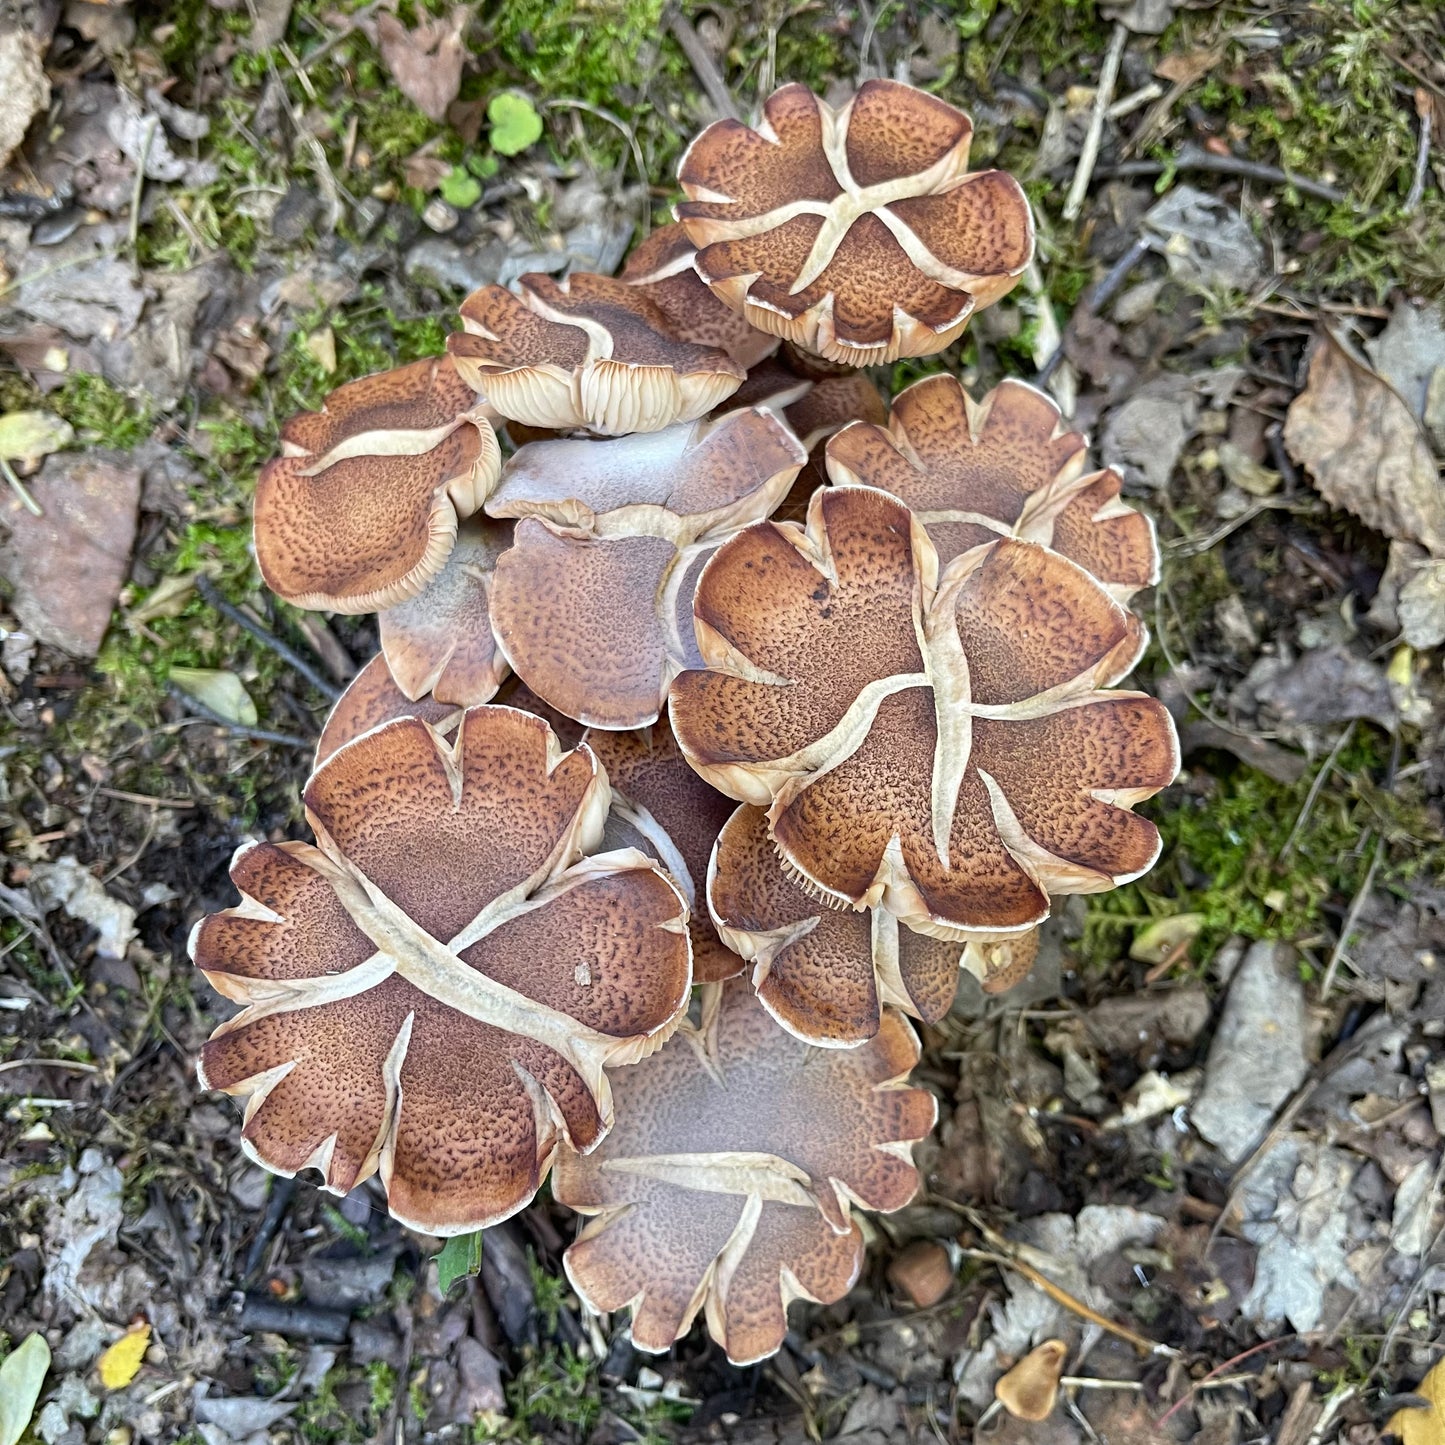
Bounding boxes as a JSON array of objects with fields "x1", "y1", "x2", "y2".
[
  {"x1": 97, "y1": 1323, "x2": 151, "y2": 1391},
  {"x1": 1388, "y1": 1355, "x2": 1445, "y2": 1445}
]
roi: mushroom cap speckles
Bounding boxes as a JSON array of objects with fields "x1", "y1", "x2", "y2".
[
  {"x1": 621, "y1": 222, "x2": 779, "y2": 371},
  {"x1": 315, "y1": 654, "x2": 463, "y2": 768},
  {"x1": 446, "y1": 272, "x2": 745, "y2": 435},
  {"x1": 486, "y1": 408, "x2": 807, "y2": 730},
  {"x1": 255, "y1": 357, "x2": 502, "y2": 614},
  {"x1": 709, "y1": 804, "x2": 961, "y2": 1045},
  {"x1": 553, "y1": 977, "x2": 935, "y2": 1364},
  {"x1": 192, "y1": 706, "x2": 692, "y2": 1235},
  {"x1": 676, "y1": 81, "x2": 1034, "y2": 366},
  {"x1": 378, "y1": 515, "x2": 513, "y2": 706},
  {"x1": 826, "y1": 375, "x2": 1158, "y2": 600},
  {"x1": 587, "y1": 723, "x2": 742, "y2": 985},
  {"x1": 669, "y1": 486, "x2": 1180, "y2": 940}
]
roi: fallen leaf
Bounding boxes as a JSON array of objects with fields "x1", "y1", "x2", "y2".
[
  {"x1": 0, "y1": 411, "x2": 74, "y2": 465},
  {"x1": 97, "y1": 1322, "x2": 151, "y2": 1391},
  {"x1": 1129, "y1": 912, "x2": 1205, "y2": 964},
  {"x1": 488, "y1": 92, "x2": 543, "y2": 156},
  {"x1": 436, "y1": 1231, "x2": 483, "y2": 1294},
  {"x1": 375, "y1": 9, "x2": 467, "y2": 123},
  {"x1": 1155, "y1": 45, "x2": 1223, "y2": 85},
  {"x1": 0, "y1": 1333, "x2": 51, "y2": 1445},
  {"x1": 995, "y1": 1339, "x2": 1068, "y2": 1422},
  {"x1": 1387, "y1": 1354, "x2": 1445, "y2": 1444},
  {"x1": 127, "y1": 573, "x2": 196, "y2": 627},
  {"x1": 31, "y1": 855, "x2": 138, "y2": 959},
  {"x1": 169, "y1": 666, "x2": 258, "y2": 725},
  {"x1": 1283, "y1": 328, "x2": 1445, "y2": 557}
]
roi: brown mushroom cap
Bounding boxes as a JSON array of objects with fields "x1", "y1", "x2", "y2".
[
  {"x1": 710, "y1": 804, "x2": 962, "y2": 1044},
  {"x1": 826, "y1": 375, "x2": 1158, "y2": 600},
  {"x1": 585, "y1": 723, "x2": 741, "y2": 985},
  {"x1": 676, "y1": 80, "x2": 1034, "y2": 366},
  {"x1": 446, "y1": 272, "x2": 745, "y2": 435},
  {"x1": 315, "y1": 654, "x2": 463, "y2": 767},
  {"x1": 621, "y1": 221, "x2": 779, "y2": 370},
  {"x1": 192, "y1": 705, "x2": 692, "y2": 1234},
  {"x1": 486, "y1": 407, "x2": 807, "y2": 728},
  {"x1": 255, "y1": 356, "x2": 502, "y2": 613},
  {"x1": 378, "y1": 515, "x2": 513, "y2": 706},
  {"x1": 961, "y1": 925, "x2": 1041, "y2": 996},
  {"x1": 669, "y1": 486, "x2": 1179, "y2": 940},
  {"x1": 554, "y1": 977, "x2": 935, "y2": 1364}
]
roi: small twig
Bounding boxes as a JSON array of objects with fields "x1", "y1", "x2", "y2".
[
  {"x1": 1097, "y1": 142, "x2": 1347, "y2": 205},
  {"x1": 0, "y1": 1057, "x2": 100, "y2": 1076},
  {"x1": 1063, "y1": 22, "x2": 1127, "y2": 221},
  {"x1": 1320, "y1": 834, "x2": 1384, "y2": 999},
  {"x1": 544, "y1": 99, "x2": 649, "y2": 194},
  {"x1": 129, "y1": 115, "x2": 159, "y2": 268},
  {"x1": 1405, "y1": 90, "x2": 1433, "y2": 215},
  {"x1": 195, "y1": 575, "x2": 342, "y2": 701},
  {"x1": 665, "y1": 7, "x2": 739, "y2": 121},
  {"x1": 0, "y1": 455, "x2": 43, "y2": 516},
  {"x1": 1107, "y1": 82, "x2": 1162, "y2": 120},
  {"x1": 95, "y1": 786, "x2": 194, "y2": 809},
  {"x1": 296, "y1": 0, "x2": 391, "y2": 71},
  {"x1": 1155, "y1": 1334, "x2": 1300, "y2": 1429},
  {"x1": 1279, "y1": 721, "x2": 1355, "y2": 862},
  {"x1": 1036, "y1": 237, "x2": 1151, "y2": 385},
  {"x1": 167, "y1": 684, "x2": 313, "y2": 749}
]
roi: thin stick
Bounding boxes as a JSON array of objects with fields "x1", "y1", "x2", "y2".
[
  {"x1": 1063, "y1": 22, "x2": 1127, "y2": 221},
  {"x1": 95, "y1": 786, "x2": 194, "y2": 809},
  {"x1": 0, "y1": 1058, "x2": 100, "y2": 1076},
  {"x1": 0, "y1": 455, "x2": 42, "y2": 516},
  {"x1": 1406, "y1": 91, "x2": 1433, "y2": 215},
  {"x1": 1320, "y1": 834, "x2": 1384, "y2": 999},
  {"x1": 1098, "y1": 143, "x2": 1347, "y2": 205},
  {"x1": 167, "y1": 684, "x2": 313, "y2": 749},
  {"x1": 195, "y1": 575, "x2": 341, "y2": 701},
  {"x1": 1036, "y1": 237, "x2": 1151, "y2": 385},
  {"x1": 1155, "y1": 1334, "x2": 1299, "y2": 1428},
  {"x1": 666, "y1": 7, "x2": 740, "y2": 121},
  {"x1": 1279, "y1": 720, "x2": 1354, "y2": 862},
  {"x1": 129, "y1": 115, "x2": 158, "y2": 267},
  {"x1": 544, "y1": 99, "x2": 650, "y2": 195},
  {"x1": 1107, "y1": 82, "x2": 1162, "y2": 120}
]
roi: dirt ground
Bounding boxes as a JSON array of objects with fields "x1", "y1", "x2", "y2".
[{"x1": 3, "y1": 0, "x2": 1445, "y2": 1442}]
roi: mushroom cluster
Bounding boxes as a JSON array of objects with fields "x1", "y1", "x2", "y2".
[{"x1": 196, "y1": 78, "x2": 1177, "y2": 1365}]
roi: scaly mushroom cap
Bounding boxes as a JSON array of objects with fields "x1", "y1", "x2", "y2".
[
  {"x1": 710, "y1": 804, "x2": 961, "y2": 1044},
  {"x1": 586, "y1": 723, "x2": 741, "y2": 984},
  {"x1": 676, "y1": 80, "x2": 1034, "y2": 366},
  {"x1": 192, "y1": 706, "x2": 692, "y2": 1234},
  {"x1": 827, "y1": 376, "x2": 1158, "y2": 601},
  {"x1": 669, "y1": 486, "x2": 1180, "y2": 940},
  {"x1": 621, "y1": 222, "x2": 779, "y2": 371},
  {"x1": 486, "y1": 407, "x2": 807, "y2": 728},
  {"x1": 315, "y1": 654, "x2": 462, "y2": 767},
  {"x1": 378, "y1": 515, "x2": 513, "y2": 706},
  {"x1": 255, "y1": 356, "x2": 502, "y2": 613},
  {"x1": 554, "y1": 977, "x2": 935, "y2": 1364},
  {"x1": 446, "y1": 272, "x2": 745, "y2": 435}
]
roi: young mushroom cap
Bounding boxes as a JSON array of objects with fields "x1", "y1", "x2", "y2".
[
  {"x1": 621, "y1": 221, "x2": 779, "y2": 370},
  {"x1": 255, "y1": 356, "x2": 502, "y2": 613},
  {"x1": 378, "y1": 515, "x2": 513, "y2": 706},
  {"x1": 586, "y1": 722, "x2": 741, "y2": 984},
  {"x1": 192, "y1": 705, "x2": 692, "y2": 1234},
  {"x1": 314, "y1": 653, "x2": 462, "y2": 767},
  {"x1": 826, "y1": 375, "x2": 1158, "y2": 601},
  {"x1": 486, "y1": 406, "x2": 807, "y2": 728},
  {"x1": 446, "y1": 272, "x2": 745, "y2": 435},
  {"x1": 669, "y1": 486, "x2": 1180, "y2": 941},
  {"x1": 553, "y1": 977, "x2": 936, "y2": 1364},
  {"x1": 710, "y1": 804, "x2": 962, "y2": 1045},
  {"x1": 676, "y1": 80, "x2": 1034, "y2": 366}
]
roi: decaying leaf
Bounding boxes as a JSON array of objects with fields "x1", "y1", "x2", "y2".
[
  {"x1": 1386, "y1": 1354, "x2": 1445, "y2": 1445},
  {"x1": 0, "y1": 411, "x2": 74, "y2": 465},
  {"x1": 553, "y1": 978, "x2": 936, "y2": 1364},
  {"x1": 191, "y1": 706, "x2": 692, "y2": 1233},
  {"x1": 375, "y1": 9, "x2": 468, "y2": 123},
  {"x1": 170, "y1": 667, "x2": 258, "y2": 726},
  {"x1": 1284, "y1": 328, "x2": 1445, "y2": 557},
  {"x1": 0, "y1": 1333, "x2": 51, "y2": 1445},
  {"x1": 97, "y1": 1322, "x2": 151, "y2": 1391},
  {"x1": 670, "y1": 487, "x2": 1179, "y2": 942},
  {"x1": 995, "y1": 1338, "x2": 1068, "y2": 1422}
]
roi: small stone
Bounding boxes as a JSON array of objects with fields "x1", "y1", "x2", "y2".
[
  {"x1": 886, "y1": 1240, "x2": 953, "y2": 1308},
  {"x1": 270, "y1": 184, "x2": 320, "y2": 244},
  {"x1": 421, "y1": 197, "x2": 459, "y2": 233},
  {"x1": 403, "y1": 237, "x2": 508, "y2": 294}
]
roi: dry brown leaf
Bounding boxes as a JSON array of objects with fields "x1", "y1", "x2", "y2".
[
  {"x1": 375, "y1": 8, "x2": 468, "y2": 124},
  {"x1": 1387, "y1": 1354, "x2": 1445, "y2": 1444},
  {"x1": 1154, "y1": 46, "x2": 1222, "y2": 86},
  {"x1": 995, "y1": 1338, "x2": 1068, "y2": 1422},
  {"x1": 1283, "y1": 328, "x2": 1445, "y2": 557}
]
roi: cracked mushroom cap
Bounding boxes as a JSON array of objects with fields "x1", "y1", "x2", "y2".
[
  {"x1": 378, "y1": 515, "x2": 513, "y2": 707},
  {"x1": 677, "y1": 80, "x2": 1034, "y2": 367},
  {"x1": 621, "y1": 221, "x2": 779, "y2": 370},
  {"x1": 710, "y1": 804, "x2": 962, "y2": 1045},
  {"x1": 446, "y1": 272, "x2": 746, "y2": 435},
  {"x1": 485, "y1": 406, "x2": 806, "y2": 728},
  {"x1": 586, "y1": 723, "x2": 741, "y2": 985},
  {"x1": 669, "y1": 486, "x2": 1180, "y2": 940},
  {"x1": 192, "y1": 705, "x2": 692, "y2": 1234},
  {"x1": 554, "y1": 977, "x2": 936, "y2": 1364},
  {"x1": 826, "y1": 375, "x2": 1158, "y2": 601},
  {"x1": 255, "y1": 356, "x2": 502, "y2": 613}
]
